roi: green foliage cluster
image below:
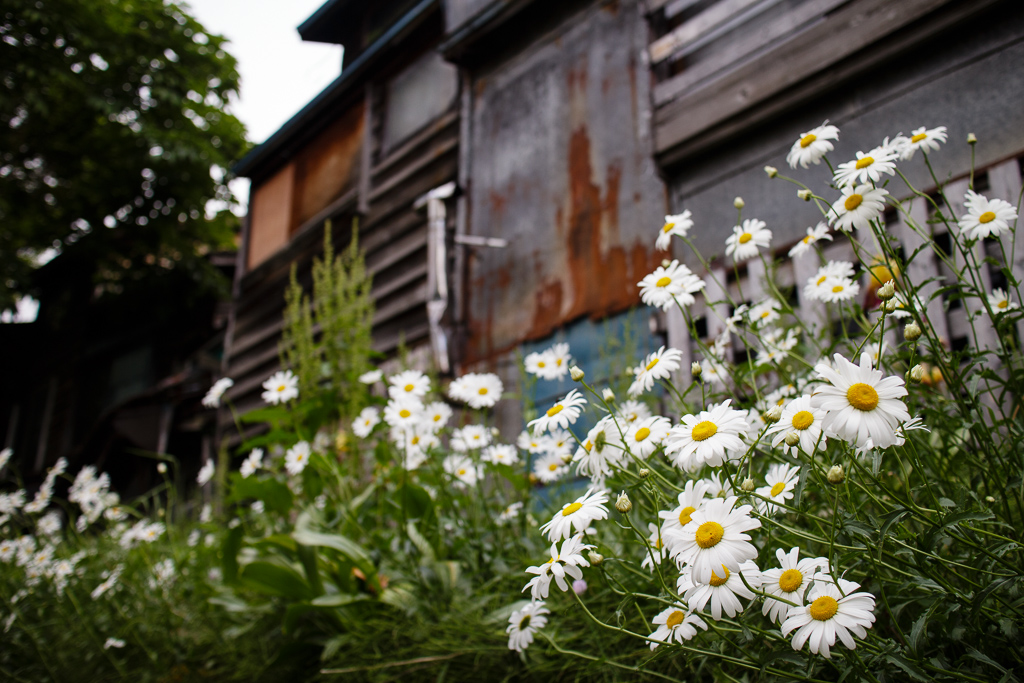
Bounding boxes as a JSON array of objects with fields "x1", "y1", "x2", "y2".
[
  {"x1": 281, "y1": 220, "x2": 375, "y2": 423},
  {"x1": 0, "y1": 0, "x2": 248, "y2": 309}
]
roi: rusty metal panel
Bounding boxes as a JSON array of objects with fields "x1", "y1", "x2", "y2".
[
  {"x1": 464, "y1": 0, "x2": 668, "y2": 364},
  {"x1": 293, "y1": 102, "x2": 365, "y2": 228},
  {"x1": 247, "y1": 163, "x2": 297, "y2": 270}
]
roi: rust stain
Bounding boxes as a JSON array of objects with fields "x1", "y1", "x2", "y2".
[{"x1": 489, "y1": 190, "x2": 508, "y2": 217}]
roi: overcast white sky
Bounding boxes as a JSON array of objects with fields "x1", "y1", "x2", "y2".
[{"x1": 185, "y1": 0, "x2": 343, "y2": 206}]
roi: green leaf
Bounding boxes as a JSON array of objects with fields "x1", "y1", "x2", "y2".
[
  {"x1": 229, "y1": 474, "x2": 294, "y2": 515},
  {"x1": 239, "y1": 561, "x2": 314, "y2": 600},
  {"x1": 291, "y1": 528, "x2": 371, "y2": 566},
  {"x1": 941, "y1": 510, "x2": 994, "y2": 529},
  {"x1": 398, "y1": 483, "x2": 434, "y2": 521},
  {"x1": 222, "y1": 524, "x2": 243, "y2": 583},
  {"x1": 310, "y1": 593, "x2": 371, "y2": 607}
]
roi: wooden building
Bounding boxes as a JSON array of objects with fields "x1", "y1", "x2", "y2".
[{"x1": 228, "y1": 0, "x2": 1024, "y2": 430}]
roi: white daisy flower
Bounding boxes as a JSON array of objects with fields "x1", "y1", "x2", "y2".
[
  {"x1": 755, "y1": 463, "x2": 800, "y2": 515},
  {"x1": 786, "y1": 122, "x2": 839, "y2": 169},
  {"x1": 656, "y1": 211, "x2": 693, "y2": 250},
  {"x1": 987, "y1": 288, "x2": 1018, "y2": 314},
  {"x1": 352, "y1": 407, "x2": 380, "y2": 439},
  {"x1": 37, "y1": 511, "x2": 61, "y2": 536},
  {"x1": 202, "y1": 377, "x2": 233, "y2": 408},
  {"x1": 803, "y1": 261, "x2": 856, "y2": 301},
  {"x1": 761, "y1": 547, "x2": 829, "y2": 625},
  {"x1": 196, "y1": 459, "x2": 215, "y2": 486},
  {"x1": 766, "y1": 395, "x2": 826, "y2": 455},
  {"x1": 383, "y1": 396, "x2": 424, "y2": 435},
  {"x1": 788, "y1": 222, "x2": 832, "y2": 258},
  {"x1": 818, "y1": 277, "x2": 861, "y2": 303},
  {"x1": 667, "y1": 496, "x2": 761, "y2": 585},
  {"x1": 572, "y1": 417, "x2": 624, "y2": 482},
  {"x1": 623, "y1": 416, "x2": 671, "y2": 458},
  {"x1": 658, "y1": 479, "x2": 711, "y2": 550},
  {"x1": 702, "y1": 472, "x2": 735, "y2": 500},
  {"x1": 451, "y1": 424, "x2": 492, "y2": 452},
  {"x1": 832, "y1": 147, "x2": 898, "y2": 188},
  {"x1": 812, "y1": 352, "x2": 910, "y2": 449},
  {"x1": 443, "y1": 454, "x2": 482, "y2": 488},
  {"x1": 638, "y1": 260, "x2": 705, "y2": 311},
  {"x1": 528, "y1": 389, "x2": 588, "y2": 434},
  {"x1": 959, "y1": 190, "x2": 1017, "y2": 240},
  {"x1": 261, "y1": 370, "x2": 299, "y2": 405},
  {"x1": 677, "y1": 559, "x2": 762, "y2": 621},
  {"x1": 482, "y1": 444, "x2": 519, "y2": 466},
  {"x1": 782, "y1": 575, "x2": 876, "y2": 659},
  {"x1": 725, "y1": 219, "x2": 772, "y2": 263},
  {"x1": 701, "y1": 358, "x2": 729, "y2": 386},
  {"x1": 616, "y1": 400, "x2": 652, "y2": 426},
  {"x1": 358, "y1": 369, "x2": 383, "y2": 384},
  {"x1": 628, "y1": 346, "x2": 683, "y2": 397},
  {"x1": 901, "y1": 125, "x2": 947, "y2": 160},
  {"x1": 829, "y1": 184, "x2": 888, "y2": 233},
  {"x1": 0, "y1": 491, "x2": 26, "y2": 515},
  {"x1": 498, "y1": 501, "x2": 523, "y2": 524},
  {"x1": 646, "y1": 604, "x2": 707, "y2": 649},
  {"x1": 663, "y1": 400, "x2": 749, "y2": 470},
  {"x1": 422, "y1": 401, "x2": 452, "y2": 431},
  {"x1": 507, "y1": 601, "x2": 550, "y2": 652},
  {"x1": 104, "y1": 637, "x2": 126, "y2": 650},
  {"x1": 641, "y1": 522, "x2": 669, "y2": 571},
  {"x1": 540, "y1": 488, "x2": 609, "y2": 543},
  {"x1": 546, "y1": 343, "x2": 573, "y2": 378},
  {"x1": 517, "y1": 430, "x2": 545, "y2": 454},
  {"x1": 887, "y1": 291, "x2": 914, "y2": 318},
  {"x1": 545, "y1": 429, "x2": 575, "y2": 459},
  {"x1": 0, "y1": 447, "x2": 11, "y2": 472},
  {"x1": 239, "y1": 449, "x2": 264, "y2": 478},
  {"x1": 747, "y1": 299, "x2": 781, "y2": 327},
  {"x1": 533, "y1": 452, "x2": 570, "y2": 483},
  {"x1": 448, "y1": 372, "x2": 504, "y2": 409},
  {"x1": 387, "y1": 369, "x2": 430, "y2": 400},
  {"x1": 285, "y1": 441, "x2": 311, "y2": 475},
  {"x1": 523, "y1": 534, "x2": 593, "y2": 600}
]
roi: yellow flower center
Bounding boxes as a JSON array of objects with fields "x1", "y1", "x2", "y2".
[
  {"x1": 778, "y1": 569, "x2": 803, "y2": 593},
  {"x1": 582, "y1": 440, "x2": 593, "y2": 452},
  {"x1": 548, "y1": 463, "x2": 558, "y2": 471},
  {"x1": 911, "y1": 132, "x2": 928, "y2": 143},
  {"x1": 695, "y1": 521, "x2": 724, "y2": 549},
  {"x1": 799, "y1": 133, "x2": 817, "y2": 148},
  {"x1": 556, "y1": 359, "x2": 563, "y2": 366},
  {"x1": 656, "y1": 276, "x2": 672, "y2": 287},
  {"x1": 646, "y1": 358, "x2": 659, "y2": 371},
  {"x1": 546, "y1": 404, "x2": 564, "y2": 417},
  {"x1": 478, "y1": 387, "x2": 489, "y2": 395},
  {"x1": 666, "y1": 610, "x2": 685, "y2": 629},
  {"x1": 802, "y1": 235, "x2": 812, "y2": 244},
  {"x1": 653, "y1": 537, "x2": 663, "y2": 549},
  {"x1": 537, "y1": 361, "x2": 546, "y2": 368},
  {"x1": 809, "y1": 595, "x2": 839, "y2": 621},
  {"x1": 678, "y1": 505, "x2": 696, "y2": 526},
  {"x1": 846, "y1": 383, "x2": 879, "y2": 411},
  {"x1": 277, "y1": 384, "x2": 287, "y2": 392},
  {"x1": 562, "y1": 502, "x2": 583, "y2": 516},
  {"x1": 662, "y1": 222, "x2": 675, "y2": 234},
  {"x1": 404, "y1": 383, "x2": 415, "y2": 392},
  {"x1": 832, "y1": 285, "x2": 844, "y2": 293},
  {"x1": 770, "y1": 482, "x2": 786, "y2": 497},
  {"x1": 979, "y1": 211, "x2": 996, "y2": 224},
  {"x1": 399, "y1": 409, "x2": 411, "y2": 418},
  {"x1": 816, "y1": 275, "x2": 827, "y2": 285},
  {"x1": 433, "y1": 414, "x2": 442, "y2": 422},
  {"x1": 457, "y1": 468, "x2": 467, "y2": 476},
  {"x1": 998, "y1": 299, "x2": 1009, "y2": 309},
  {"x1": 792, "y1": 410, "x2": 814, "y2": 430},
  {"x1": 855, "y1": 156, "x2": 874, "y2": 169},
  {"x1": 410, "y1": 435, "x2": 420, "y2": 445},
  {"x1": 761, "y1": 311, "x2": 771, "y2": 318},
  {"x1": 738, "y1": 232, "x2": 753, "y2": 244},
  {"x1": 709, "y1": 566, "x2": 730, "y2": 586},
  {"x1": 844, "y1": 194, "x2": 863, "y2": 211},
  {"x1": 634, "y1": 427, "x2": 651, "y2": 442},
  {"x1": 691, "y1": 421, "x2": 718, "y2": 442}
]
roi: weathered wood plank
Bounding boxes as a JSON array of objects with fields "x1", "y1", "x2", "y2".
[{"x1": 649, "y1": 0, "x2": 771, "y2": 65}]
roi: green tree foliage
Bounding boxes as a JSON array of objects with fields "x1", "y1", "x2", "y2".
[
  {"x1": 281, "y1": 220, "x2": 374, "y2": 422},
  {"x1": 0, "y1": 0, "x2": 248, "y2": 310}
]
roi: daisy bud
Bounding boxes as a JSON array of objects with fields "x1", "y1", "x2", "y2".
[
  {"x1": 570, "y1": 365, "x2": 585, "y2": 381},
  {"x1": 764, "y1": 405, "x2": 783, "y2": 423},
  {"x1": 904, "y1": 321, "x2": 922, "y2": 341},
  {"x1": 877, "y1": 280, "x2": 895, "y2": 300},
  {"x1": 733, "y1": 196, "x2": 745, "y2": 209},
  {"x1": 661, "y1": 259, "x2": 671, "y2": 268},
  {"x1": 560, "y1": 453, "x2": 573, "y2": 464},
  {"x1": 827, "y1": 464, "x2": 845, "y2": 485},
  {"x1": 784, "y1": 431, "x2": 801, "y2": 447},
  {"x1": 967, "y1": 132, "x2": 977, "y2": 145},
  {"x1": 615, "y1": 491, "x2": 632, "y2": 514},
  {"x1": 638, "y1": 468, "x2": 650, "y2": 479},
  {"x1": 158, "y1": 508, "x2": 165, "y2": 517},
  {"x1": 602, "y1": 387, "x2": 615, "y2": 401},
  {"x1": 691, "y1": 361, "x2": 702, "y2": 378},
  {"x1": 931, "y1": 366, "x2": 944, "y2": 384},
  {"x1": 588, "y1": 551, "x2": 604, "y2": 565},
  {"x1": 764, "y1": 165, "x2": 778, "y2": 178},
  {"x1": 909, "y1": 364, "x2": 925, "y2": 383},
  {"x1": 741, "y1": 477, "x2": 755, "y2": 492},
  {"x1": 797, "y1": 189, "x2": 812, "y2": 201},
  {"x1": 985, "y1": 495, "x2": 995, "y2": 503},
  {"x1": 883, "y1": 299, "x2": 897, "y2": 313},
  {"x1": 572, "y1": 579, "x2": 588, "y2": 595},
  {"x1": 157, "y1": 463, "x2": 167, "y2": 474},
  {"x1": 528, "y1": 473, "x2": 539, "y2": 485}
]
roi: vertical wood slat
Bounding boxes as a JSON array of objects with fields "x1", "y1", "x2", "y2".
[
  {"x1": 944, "y1": 178, "x2": 999, "y2": 353},
  {"x1": 986, "y1": 159, "x2": 1024, "y2": 344},
  {"x1": 893, "y1": 196, "x2": 951, "y2": 347}
]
